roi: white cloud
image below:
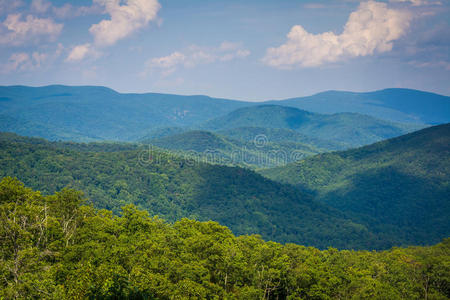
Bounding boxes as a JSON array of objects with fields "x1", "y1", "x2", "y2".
[
  {"x1": 146, "y1": 52, "x2": 186, "y2": 76},
  {"x1": 29, "y1": 0, "x2": 103, "y2": 19},
  {"x1": 0, "y1": 13, "x2": 63, "y2": 46},
  {"x1": 66, "y1": 43, "x2": 101, "y2": 62},
  {"x1": 263, "y1": 1, "x2": 412, "y2": 68},
  {"x1": 31, "y1": 0, "x2": 51, "y2": 13},
  {"x1": 31, "y1": 51, "x2": 47, "y2": 67},
  {"x1": 409, "y1": 60, "x2": 450, "y2": 70},
  {"x1": 52, "y1": 3, "x2": 103, "y2": 19},
  {"x1": 144, "y1": 42, "x2": 251, "y2": 77},
  {"x1": 2, "y1": 53, "x2": 29, "y2": 73},
  {"x1": 89, "y1": 0, "x2": 161, "y2": 46},
  {"x1": 1, "y1": 51, "x2": 48, "y2": 73},
  {"x1": 389, "y1": 0, "x2": 441, "y2": 6}
]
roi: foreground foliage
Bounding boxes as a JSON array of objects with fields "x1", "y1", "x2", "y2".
[{"x1": 1, "y1": 178, "x2": 449, "y2": 299}]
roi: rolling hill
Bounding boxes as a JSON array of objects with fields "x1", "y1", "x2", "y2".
[
  {"x1": 1, "y1": 131, "x2": 438, "y2": 250},
  {"x1": 141, "y1": 130, "x2": 326, "y2": 168},
  {"x1": 0, "y1": 131, "x2": 380, "y2": 249},
  {"x1": 271, "y1": 88, "x2": 450, "y2": 125},
  {"x1": 202, "y1": 105, "x2": 424, "y2": 148},
  {"x1": 261, "y1": 124, "x2": 450, "y2": 247},
  {"x1": 0, "y1": 85, "x2": 249, "y2": 142},
  {"x1": 0, "y1": 85, "x2": 444, "y2": 145}
]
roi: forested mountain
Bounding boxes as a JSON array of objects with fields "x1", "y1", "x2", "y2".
[
  {"x1": 202, "y1": 105, "x2": 423, "y2": 148},
  {"x1": 0, "y1": 85, "x2": 249, "y2": 141},
  {"x1": 271, "y1": 88, "x2": 450, "y2": 125},
  {"x1": 1, "y1": 131, "x2": 448, "y2": 249},
  {"x1": 0, "y1": 132, "x2": 382, "y2": 249},
  {"x1": 216, "y1": 126, "x2": 346, "y2": 150},
  {"x1": 261, "y1": 124, "x2": 450, "y2": 247},
  {"x1": 0, "y1": 86, "x2": 442, "y2": 145},
  {"x1": 2, "y1": 178, "x2": 449, "y2": 299},
  {"x1": 141, "y1": 130, "x2": 327, "y2": 168}
]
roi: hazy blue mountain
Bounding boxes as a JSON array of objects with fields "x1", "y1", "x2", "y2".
[
  {"x1": 270, "y1": 88, "x2": 450, "y2": 125},
  {"x1": 217, "y1": 126, "x2": 347, "y2": 150},
  {"x1": 261, "y1": 123, "x2": 450, "y2": 247},
  {"x1": 141, "y1": 130, "x2": 325, "y2": 168},
  {"x1": 0, "y1": 85, "x2": 441, "y2": 144},
  {"x1": 202, "y1": 105, "x2": 424, "y2": 148},
  {"x1": 0, "y1": 85, "x2": 250, "y2": 142}
]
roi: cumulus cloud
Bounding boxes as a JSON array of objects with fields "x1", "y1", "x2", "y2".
[
  {"x1": 1, "y1": 51, "x2": 48, "y2": 73},
  {"x1": 0, "y1": 13, "x2": 63, "y2": 46},
  {"x1": 144, "y1": 42, "x2": 251, "y2": 76},
  {"x1": 263, "y1": 1, "x2": 412, "y2": 68},
  {"x1": 31, "y1": 0, "x2": 51, "y2": 13},
  {"x1": 29, "y1": 0, "x2": 103, "y2": 19},
  {"x1": 409, "y1": 60, "x2": 450, "y2": 70},
  {"x1": 89, "y1": 0, "x2": 161, "y2": 46},
  {"x1": 146, "y1": 52, "x2": 186, "y2": 76},
  {"x1": 66, "y1": 43, "x2": 101, "y2": 62},
  {"x1": 52, "y1": 4, "x2": 103, "y2": 19},
  {"x1": 389, "y1": 0, "x2": 441, "y2": 6}
]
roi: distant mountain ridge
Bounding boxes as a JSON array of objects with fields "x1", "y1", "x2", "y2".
[
  {"x1": 201, "y1": 104, "x2": 423, "y2": 148},
  {"x1": 270, "y1": 88, "x2": 450, "y2": 125},
  {"x1": 0, "y1": 85, "x2": 447, "y2": 143},
  {"x1": 0, "y1": 85, "x2": 250, "y2": 142}
]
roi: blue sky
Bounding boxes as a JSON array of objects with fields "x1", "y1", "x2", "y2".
[{"x1": 0, "y1": 0, "x2": 449, "y2": 100}]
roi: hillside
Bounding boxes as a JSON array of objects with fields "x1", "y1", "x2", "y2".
[
  {"x1": 261, "y1": 124, "x2": 450, "y2": 246},
  {"x1": 141, "y1": 130, "x2": 326, "y2": 168},
  {"x1": 0, "y1": 85, "x2": 249, "y2": 142},
  {"x1": 0, "y1": 132, "x2": 381, "y2": 249},
  {"x1": 272, "y1": 88, "x2": 450, "y2": 125},
  {"x1": 203, "y1": 105, "x2": 423, "y2": 148},
  {"x1": 217, "y1": 126, "x2": 346, "y2": 150},
  {"x1": 2, "y1": 178, "x2": 449, "y2": 299}
]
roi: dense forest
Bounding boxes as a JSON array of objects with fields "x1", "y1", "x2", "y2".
[
  {"x1": 0, "y1": 132, "x2": 380, "y2": 250},
  {"x1": 141, "y1": 130, "x2": 326, "y2": 168},
  {"x1": 261, "y1": 123, "x2": 450, "y2": 249},
  {"x1": 201, "y1": 105, "x2": 422, "y2": 148},
  {"x1": 1, "y1": 178, "x2": 449, "y2": 299},
  {"x1": 1, "y1": 128, "x2": 449, "y2": 250}
]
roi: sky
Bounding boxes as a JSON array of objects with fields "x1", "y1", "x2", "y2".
[{"x1": 0, "y1": 0, "x2": 449, "y2": 101}]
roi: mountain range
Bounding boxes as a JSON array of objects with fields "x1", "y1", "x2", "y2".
[
  {"x1": 200, "y1": 104, "x2": 422, "y2": 148},
  {"x1": 1, "y1": 85, "x2": 448, "y2": 144},
  {"x1": 270, "y1": 88, "x2": 450, "y2": 124},
  {"x1": 0, "y1": 85, "x2": 449, "y2": 249},
  {"x1": 1, "y1": 124, "x2": 449, "y2": 249}
]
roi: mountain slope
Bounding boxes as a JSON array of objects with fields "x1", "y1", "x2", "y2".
[
  {"x1": 0, "y1": 132, "x2": 380, "y2": 249},
  {"x1": 145, "y1": 130, "x2": 234, "y2": 153},
  {"x1": 261, "y1": 124, "x2": 450, "y2": 246},
  {"x1": 216, "y1": 126, "x2": 345, "y2": 150},
  {"x1": 0, "y1": 85, "x2": 250, "y2": 142},
  {"x1": 272, "y1": 88, "x2": 450, "y2": 125},
  {"x1": 141, "y1": 130, "x2": 325, "y2": 168},
  {"x1": 203, "y1": 105, "x2": 424, "y2": 148}
]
